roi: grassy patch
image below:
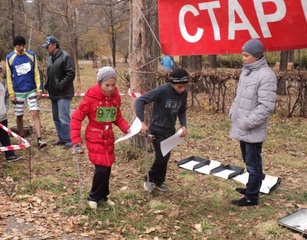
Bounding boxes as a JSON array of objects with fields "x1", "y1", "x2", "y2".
[{"x1": 1, "y1": 62, "x2": 307, "y2": 239}]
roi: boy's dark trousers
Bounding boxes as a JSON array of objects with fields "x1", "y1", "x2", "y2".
[{"x1": 145, "y1": 130, "x2": 175, "y2": 186}]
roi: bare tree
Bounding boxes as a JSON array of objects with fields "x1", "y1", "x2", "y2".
[
  {"x1": 129, "y1": 0, "x2": 159, "y2": 147},
  {"x1": 180, "y1": 55, "x2": 203, "y2": 71},
  {"x1": 280, "y1": 50, "x2": 289, "y2": 71}
]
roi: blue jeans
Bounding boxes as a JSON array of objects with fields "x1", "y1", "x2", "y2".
[
  {"x1": 51, "y1": 99, "x2": 71, "y2": 145},
  {"x1": 240, "y1": 141, "x2": 263, "y2": 202}
]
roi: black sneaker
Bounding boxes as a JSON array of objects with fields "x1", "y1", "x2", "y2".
[
  {"x1": 231, "y1": 197, "x2": 258, "y2": 207},
  {"x1": 7, "y1": 155, "x2": 23, "y2": 163},
  {"x1": 235, "y1": 187, "x2": 246, "y2": 195},
  {"x1": 156, "y1": 183, "x2": 169, "y2": 192},
  {"x1": 37, "y1": 140, "x2": 47, "y2": 149},
  {"x1": 63, "y1": 143, "x2": 72, "y2": 150},
  {"x1": 52, "y1": 140, "x2": 65, "y2": 146}
]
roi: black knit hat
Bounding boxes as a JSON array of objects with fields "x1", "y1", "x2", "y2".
[
  {"x1": 13, "y1": 36, "x2": 26, "y2": 46},
  {"x1": 169, "y1": 68, "x2": 189, "y2": 84}
]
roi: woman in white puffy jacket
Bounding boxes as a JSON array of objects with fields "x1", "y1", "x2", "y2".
[{"x1": 229, "y1": 39, "x2": 277, "y2": 207}]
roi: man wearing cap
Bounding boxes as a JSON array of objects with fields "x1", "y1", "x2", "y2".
[
  {"x1": 229, "y1": 39, "x2": 277, "y2": 206},
  {"x1": 42, "y1": 36, "x2": 75, "y2": 149},
  {"x1": 135, "y1": 68, "x2": 189, "y2": 193},
  {"x1": 6, "y1": 35, "x2": 47, "y2": 149}
]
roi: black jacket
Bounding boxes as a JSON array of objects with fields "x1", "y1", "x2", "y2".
[
  {"x1": 135, "y1": 83, "x2": 187, "y2": 133},
  {"x1": 45, "y1": 48, "x2": 75, "y2": 100}
]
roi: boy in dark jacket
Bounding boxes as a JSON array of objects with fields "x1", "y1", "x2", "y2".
[{"x1": 135, "y1": 68, "x2": 189, "y2": 193}]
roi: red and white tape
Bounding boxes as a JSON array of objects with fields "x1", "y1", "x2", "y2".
[
  {"x1": 42, "y1": 90, "x2": 143, "y2": 99},
  {"x1": 128, "y1": 89, "x2": 145, "y2": 98},
  {"x1": 42, "y1": 92, "x2": 85, "y2": 97},
  {"x1": 0, "y1": 123, "x2": 30, "y2": 152}
]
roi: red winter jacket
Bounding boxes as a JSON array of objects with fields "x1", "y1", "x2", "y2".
[{"x1": 70, "y1": 84, "x2": 130, "y2": 166}]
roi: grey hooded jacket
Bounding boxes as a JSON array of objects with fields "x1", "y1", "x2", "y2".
[{"x1": 229, "y1": 57, "x2": 277, "y2": 143}]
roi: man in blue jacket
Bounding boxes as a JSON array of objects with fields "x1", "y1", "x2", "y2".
[
  {"x1": 160, "y1": 55, "x2": 175, "y2": 71},
  {"x1": 42, "y1": 36, "x2": 75, "y2": 149},
  {"x1": 6, "y1": 35, "x2": 47, "y2": 149}
]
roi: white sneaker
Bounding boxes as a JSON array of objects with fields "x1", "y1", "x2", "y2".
[
  {"x1": 105, "y1": 199, "x2": 115, "y2": 206},
  {"x1": 88, "y1": 200, "x2": 97, "y2": 209},
  {"x1": 143, "y1": 181, "x2": 155, "y2": 193}
]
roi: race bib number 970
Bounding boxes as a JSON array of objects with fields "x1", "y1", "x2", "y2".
[{"x1": 96, "y1": 106, "x2": 117, "y2": 122}]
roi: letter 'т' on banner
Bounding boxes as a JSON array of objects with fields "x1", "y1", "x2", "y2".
[{"x1": 158, "y1": 0, "x2": 307, "y2": 56}]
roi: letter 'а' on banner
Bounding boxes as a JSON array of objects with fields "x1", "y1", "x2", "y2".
[{"x1": 158, "y1": 0, "x2": 307, "y2": 55}]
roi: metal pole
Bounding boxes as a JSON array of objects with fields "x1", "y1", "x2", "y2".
[
  {"x1": 75, "y1": 145, "x2": 85, "y2": 210},
  {"x1": 28, "y1": 147, "x2": 31, "y2": 189},
  {"x1": 145, "y1": 137, "x2": 150, "y2": 200}
]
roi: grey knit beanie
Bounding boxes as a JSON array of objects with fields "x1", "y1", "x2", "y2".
[
  {"x1": 242, "y1": 39, "x2": 264, "y2": 58},
  {"x1": 96, "y1": 67, "x2": 117, "y2": 83}
]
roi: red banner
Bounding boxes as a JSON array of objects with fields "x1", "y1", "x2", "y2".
[{"x1": 158, "y1": 0, "x2": 307, "y2": 55}]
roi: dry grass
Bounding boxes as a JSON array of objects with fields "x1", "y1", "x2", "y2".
[{"x1": 0, "y1": 62, "x2": 307, "y2": 240}]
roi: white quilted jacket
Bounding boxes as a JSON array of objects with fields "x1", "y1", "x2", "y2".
[{"x1": 229, "y1": 57, "x2": 277, "y2": 143}]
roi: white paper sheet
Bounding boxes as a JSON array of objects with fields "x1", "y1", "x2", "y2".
[
  {"x1": 178, "y1": 160, "x2": 200, "y2": 170},
  {"x1": 260, "y1": 174, "x2": 280, "y2": 194},
  {"x1": 115, "y1": 117, "x2": 142, "y2": 143},
  {"x1": 194, "y1": 160, "x2": 222, "y2": 174},
  {"x1": 160, "y1": 128, "x2": 184, "y2": 157},
  {"x1": 233, "y1": 172, "x2": 280, "y2": 194},
  {"x1": 233, "y1": 172, "x2": 249, "y2": 185},
  {"x1": 213, "y1": 169, "x2": 235, "y2": 179}
]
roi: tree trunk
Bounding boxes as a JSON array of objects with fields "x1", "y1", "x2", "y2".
[
  {"x1": 288, "y1": 50, "x2": 294, "y2": 62},
  {"x1": 208, "y1": 55, "x2": 218, "y2": 68},
  {"x1": 180, "y1": 56, "x2": 202, "y2": 71},
  {"x1": 8, "y1": 0, "x2": 15, "y2": 41},
  {"x1": 129, "y1": 0, "x2": 158, "y2": 148},
  {"x1": 279, "y1": 50, "x2": 289, "y2": 71},
  {"x1": 278, "y1": 51, "x2": 288, "y2": 95}
]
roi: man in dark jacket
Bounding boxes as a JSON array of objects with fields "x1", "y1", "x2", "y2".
[{"x1": 42, "y1": 36, "x2": 75, "y2": 149}]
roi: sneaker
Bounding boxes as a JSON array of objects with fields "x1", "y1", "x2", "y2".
[
  {"x1": 63, "y1": 143, "x2": 72, "y2": 150},
  {"x1": 52, "y1": 140, "x2": 65, "y2": 146},
  {"x1": 37, "y1": 140, "x2": 47, "y2": 149},
  {"x1": 7, "y1": 155, "x2": 23, "y2": 163},
  {"x1": 105, "y1": 199, "x2": 115, "y2": 206},
  {"x1": 235, "y1": 187, "x2": 246, "y2": 195},
  {"x1": 143, "y1": 181, "x2": 155, "y2": 193},
  {"x1": 156, "y1": 183, "x2": 169, "y2": 192},
  {"x1": 231, "y1": 197, "x2": 258, "y2": 207},
  {"x1": 88, "y1": 200, "x2": 97, "y2": 209}
]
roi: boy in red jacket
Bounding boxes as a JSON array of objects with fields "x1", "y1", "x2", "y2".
[{"x1": 70, "y1": 67, "x2": 130, "y2": 209}]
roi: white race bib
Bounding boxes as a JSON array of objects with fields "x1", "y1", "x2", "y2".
[{"x1": 15, "y1": 62, "x2": 31, "y2": 76}]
